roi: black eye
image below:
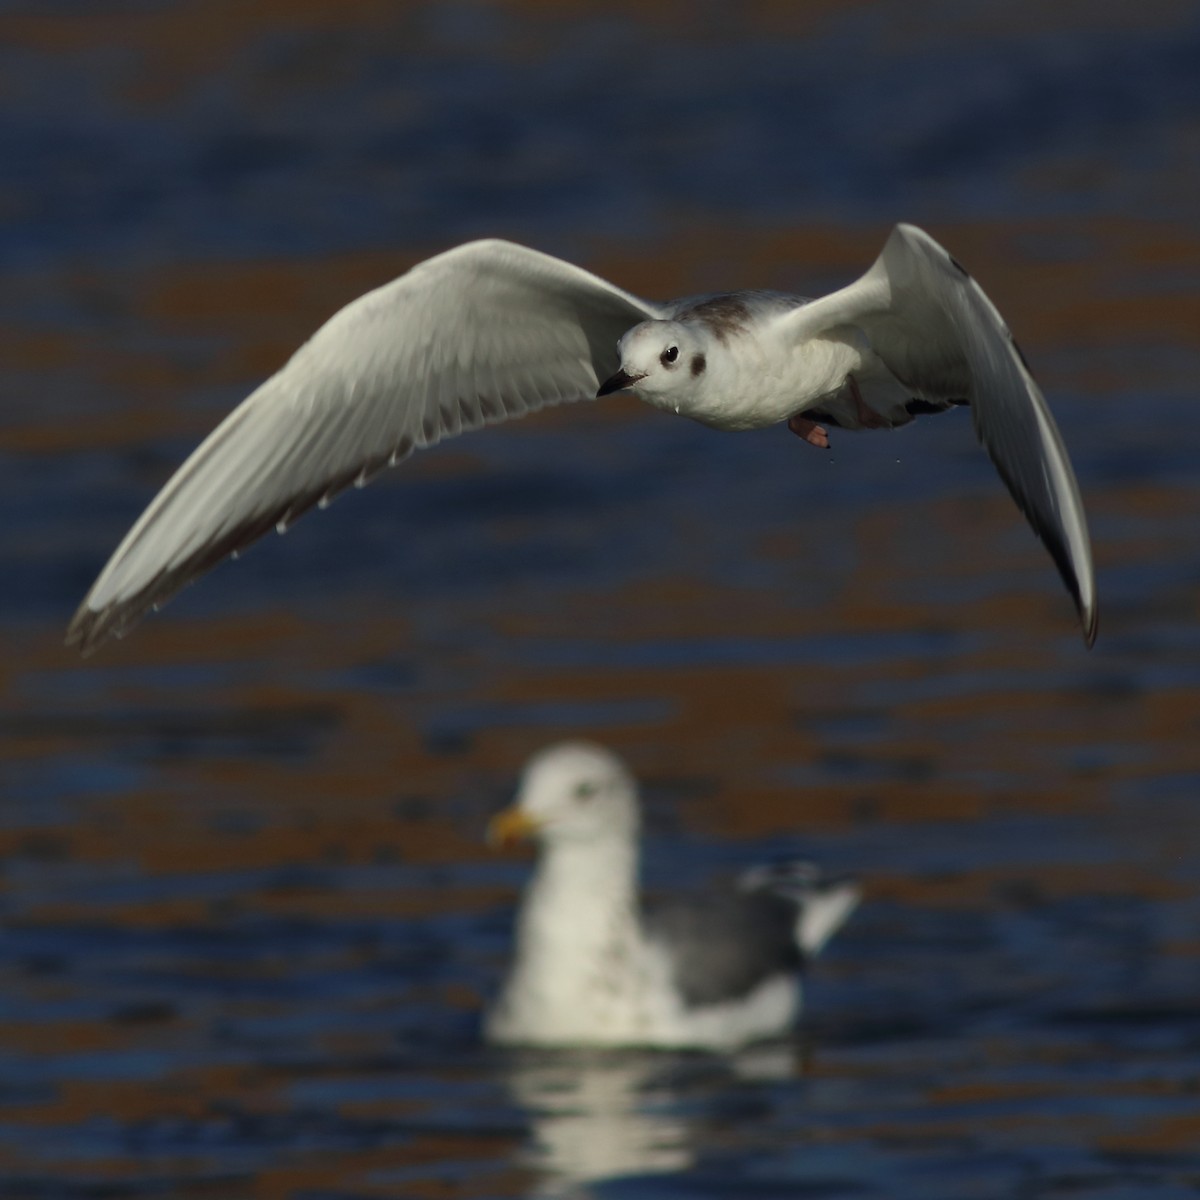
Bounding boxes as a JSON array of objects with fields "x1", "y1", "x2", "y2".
[
  {"x1": 574, "y1": 780, "x2": 600, "y2": 800},
  {"x1": 660, "y1": 346, "x2": 679, "y2": 366}
]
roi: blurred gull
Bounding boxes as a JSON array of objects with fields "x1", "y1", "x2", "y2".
[
  {"x1": 67, "y1": 224, "x2": 1096, "y2": 652},
  {"x1": 484, "y1": 742, "x2": 859, "y2": 1051}
]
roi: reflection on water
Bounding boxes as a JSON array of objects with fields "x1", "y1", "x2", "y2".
[
  {"x1": 504, "y1": 1053, "x2": 695, "y2": 1195},
  {"x1": 3, "y1": 0, "x2": 1200, "y2": 1197},
  {"x1": 500, "y1": 1043, "x2": 803, "y2": 1198}
]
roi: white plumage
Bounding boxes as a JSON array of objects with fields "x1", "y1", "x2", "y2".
[
  {"x1": 484, "y1": 742, "x2": 859, "y2": 1051},
  {"x1": 68, "y1": 224, "x2": 1096, "y2": 652}
]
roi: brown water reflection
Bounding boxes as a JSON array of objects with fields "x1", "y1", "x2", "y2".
[
  {"x1": 6, "y1": 214, "x2": 1200, "y2": 454},
  {"x1": 4, "y1": 0, "x2": 1200, "y2": 1195},
  {"x1": 5, "y1": 434, "x2": 1200, "y2": 1193}
]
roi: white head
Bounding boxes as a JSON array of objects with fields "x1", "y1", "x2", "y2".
[
  {"x1": 489, "y1": 741, "x2": 640, "y2": 849},
  {"x1": 596, "y1": 320, "x2": 707, "y2": 407}
]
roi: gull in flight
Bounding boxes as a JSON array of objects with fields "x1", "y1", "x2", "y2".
[
  {"x1": 485, "y1": 741, "x2": 860, "y2": 1050},
  {"x1": 67, "y1": 224, "x2": 1097, "y2": 653}
]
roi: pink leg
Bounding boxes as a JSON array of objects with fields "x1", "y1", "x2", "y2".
[
  {"x1": 848, "y1": 375, "x2": 887, "y2": 429},
  {"x1": 790, "y1": 375, "x2": 887, "y2": 449},
  {"x1": 788, "y1": 415, "x2": 830, "y2": 449}
]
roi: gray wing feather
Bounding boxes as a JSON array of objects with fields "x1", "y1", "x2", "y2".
[
  {"x1": 776, "y1": 223, "x2": 1097, "y2": 647},
  {"x1": 738, "y1": 862, "x2": 862, "y2": 959},
  {"x1": 646, "y1": 863, "x2": 860, "y2": 1010},
  {"x1": 644, "y1": 890, "x2": 803, "y2": 1010},
  {"x1": 67, "y1": 240, "x2": 661, "y2": 653}
]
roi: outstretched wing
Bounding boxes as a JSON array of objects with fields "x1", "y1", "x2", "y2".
[
  {"x1": 68, "y1": 240, "x2": 662, "y2": 653},
  {"x1": 776, "y1": 223, "x2": 1097, "y2": 647}
]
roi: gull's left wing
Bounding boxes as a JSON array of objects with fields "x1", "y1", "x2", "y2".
[{"x1": 775, "y1": 223, "x2": 1097, "y2": 646}]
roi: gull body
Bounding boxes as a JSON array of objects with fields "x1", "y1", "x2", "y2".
[
  {"x1": 67, "y1": 224, "x2": 1097, "y2": 652},
  {"x1": 485, "y1": 742, "x2": 859, "y2": 1051},
  {"x1": 608, "y1": 293, "x2": 853, "y2": 430}
]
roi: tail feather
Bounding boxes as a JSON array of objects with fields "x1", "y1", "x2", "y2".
[{"x1": 739, "y1": 861, "x2": 861, "y2": 959}]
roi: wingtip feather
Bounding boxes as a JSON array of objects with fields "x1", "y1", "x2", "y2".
[{"x1": 1081, "y1": 601, "x2": 1099, "y2": 650}]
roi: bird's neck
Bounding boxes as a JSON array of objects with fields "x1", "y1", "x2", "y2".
[
  {"x1": 488, "y1": 833, "x2": 647, "y2": 1045},
  {"x1": 530, "y1": 834, "x2": 638, "y2": 911},
  {"x1": 519, "y1": 836, "x2": 641, "y2": 958}
]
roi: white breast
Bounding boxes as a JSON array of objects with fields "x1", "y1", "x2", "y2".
[{"x1": 672, "y1": 332, "x2": 865, "y2": 431}]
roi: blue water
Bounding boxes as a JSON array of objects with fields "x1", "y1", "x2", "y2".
[{"x1": 3, "y1": 2, "x2": 1200, "y2": 1197}]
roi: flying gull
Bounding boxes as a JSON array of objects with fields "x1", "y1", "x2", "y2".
[
  {"x1": 66, "y1": 224, "x2": 1097, "y2": 652},
  {"x1": 484, "y1": 741, "x2": 860, "y2": 1050}
]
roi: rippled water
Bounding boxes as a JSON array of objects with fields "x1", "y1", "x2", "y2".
[{"x1": 3, "y1": 2, "x2": 1200, "y2": 1197}]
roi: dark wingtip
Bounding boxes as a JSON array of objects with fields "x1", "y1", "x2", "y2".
[
  {"x1": 1081, "y1": 602, "x2": 1099, "y2": 650},
  {"x1": 1050, "y1": 536, "x2": 1098, "y2": 650},
  {"x1": 62, "y1": 457, "x2": 387, "y2": 656},
  {"x1": 65, "y1": 607, "x2": 99, "y2": 656},
  {"x1": 1044, "y1": 519, "x2": 1098, "y2": 650},
  {"x1": 65, "y1": 603, "x2": 138, "y2": 657},
  {"x1": 981, "y1": 441, "x2": 1098, "y2": 651},
  {"x1": 1043, "y1": 536, "x2": 1098, "y2": 650}
]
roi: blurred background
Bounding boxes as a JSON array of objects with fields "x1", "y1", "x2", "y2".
[{"x1": 2, "y1": 1, "x2": 1200, "y2": 1196}]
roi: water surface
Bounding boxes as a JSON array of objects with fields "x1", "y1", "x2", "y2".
[{"x1": 2, "y1": 2, "x2": 1199, "y2": 1197}]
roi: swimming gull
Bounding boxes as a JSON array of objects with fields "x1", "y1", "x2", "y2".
[
  {"x1": 484, "y1": 741, "x2": 860, "y2": 1051},
  {"x1": 66, "y1": 224, "x2": 1096, "y2": 653}
]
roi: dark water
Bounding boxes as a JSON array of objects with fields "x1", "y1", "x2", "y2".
[{"x1": 3, "y1": 2, "x2": 1200, "y2": 1197}]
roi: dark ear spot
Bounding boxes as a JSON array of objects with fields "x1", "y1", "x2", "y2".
[{"x1": 690, "y1": 353, "x2": 706, "y2": 377}]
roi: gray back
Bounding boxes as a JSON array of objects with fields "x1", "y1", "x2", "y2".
[{"x1": 643, "y1": 889, "x2": 803, "y2": 1010}]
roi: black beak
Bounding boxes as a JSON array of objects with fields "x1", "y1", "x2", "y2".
[{"x1": 596, "y1": 368, "x2": 645, "y2": 397}]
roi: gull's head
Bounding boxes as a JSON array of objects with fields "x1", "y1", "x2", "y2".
[
  {"x1": 597, "y1": 320, "x2": 706, "y2": 405},
  {"x1": 488, "y1": 741, "x2": 639, "y2": 849}
]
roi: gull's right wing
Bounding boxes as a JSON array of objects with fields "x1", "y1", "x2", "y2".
[{"x1": 68, "y1": 241, "x2": 663, "y2": 653}]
